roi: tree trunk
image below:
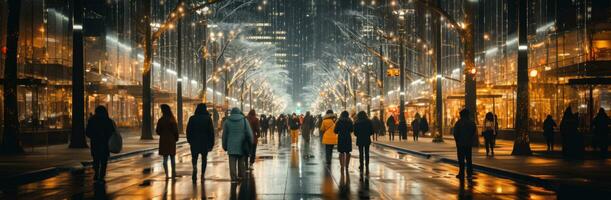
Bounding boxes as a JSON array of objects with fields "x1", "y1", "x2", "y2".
[
  {"x1": 177, "y1": 20, "x2": 183, "y2": 135},
  {"x1": 1, "y1": 0, "x2": 24, "y2": 154},
  {"x1": 201, "y1": 21, "x2": 207, "y2": 103},
  {"x1": 141, "y1": 0, "x2": 153, "y2": 140},
  {"x1": 433, "y1": 5, "x2": 444, "y2": 143},
  {"x1": 464, "y1": 1, "x2": 478, "y2": 147},
  {"x1": 512, "y1": 0, "x2": 532, "y2": 155},
  {"x1": 69, "y1": 0, "x2": 88, "y2": 148},
  {"x1": 379, "y1": 46, "x2": 384, "y2": 121}
]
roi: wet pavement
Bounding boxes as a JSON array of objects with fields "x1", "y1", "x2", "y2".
[{"x1": 0, "y1": 133, "x2": 558, "y2": 199}]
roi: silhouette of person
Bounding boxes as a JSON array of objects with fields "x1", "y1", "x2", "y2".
[
  {"x1": 86, "y1": 106, "x2": 115, "y2": 183},
  {"x1": 453, "y1": 109, "x2": 476, "y2": 179}
]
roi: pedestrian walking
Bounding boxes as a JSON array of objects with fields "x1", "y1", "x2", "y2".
[
  {"x1": 542, "y1": 115, "x2": 557, "y2": 151},
  {"x1": 482, "y1": 112, "x2": 496, "y2": 156},
  {"x1": 560, "y1": 107, "x2": 581, "y2": 159},
  {"x1": 246, "y1": 109, "x2": 260, "y2": 168},
  {"x1": 453, "y1": 108, "x2": 476, "y2": 179},
  {"x1": 289, "y1": 113, "x2": 301, "y2": 146},
  {"x1": 186, "y1": 103, "x2": 215, "y2": 180},
  {"x1": 320, "y1": 110, "x2": 338, "y2": 165},
  {"x1": 86, "y1": 106, "x2": 116, "y2": 183},
  {"x1": 411, "y1": 113, "x2": 421, "y2": 141},
  {"x1": 420, "y1": 115, "x2": 430, "y2": 136},
  {"x1": 354, "y1": 111, "x2": 373, "y2": 173},
  {"x1": 592, "y1": 108, "x2": 609, "y2": 158},
  {"x1": 302, "y1": 112, "x2": 315, "y2": 143},
  {"x1": 398, "y1": 117, "x2": 408, "y2": 141},
  {"x1": 335, "y1": 111, "x2": 353, "y2": 174},
  {"x1": 371, "y1": 115, "x2": 382, "y2": 141},
  {"x1": 386, "y1": 115, "x2": 396, "y2": 141},
  {"x1": 213, "y1": 108, "x2": 220, "y2": 133},
  {"x1": 260, "y1": 114, "x2": 269, "y2": 139},
  {"x1": 156, "y1": 104, "x2": 179, "y2": 179},
  {"x1": 268, "y1": 116, "x2": 276, "y2": 138},
  {"x1": 222, "y1": 107, "x2": 254, "y2": 183}
]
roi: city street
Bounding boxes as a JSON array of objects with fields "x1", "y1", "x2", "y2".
[{"x1": 0, "y1": 134, "x2": 556, "y2": 199}]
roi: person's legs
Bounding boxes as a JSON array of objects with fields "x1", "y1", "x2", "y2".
[
  {"x1": 550, "y1": 135, "x2": 554, "y2": 151},
  {"x1": 484, "y1": 134, "x2": 490, "y2": 155},
  {"x1": 358, "y1": 145, "x2": 364, "y2": 170},
  {"x1": 100, "y1": 157, "x2": 108, "y2": 180},
  {"x1": 546, "y1": 136, "x2": 552, "y2": 151},
  {"x1": 250, "y1": 142, "x2": 257, "y2": 166},
  {"x1": 191, "y1": 151, "x2": 199, "y2": 177},
  {"x1": 92, "y1": 157, "x2": 100, "y2": 180},
  {"x1": 229, "y1": 155, "x2": 237, "y2": 181},
  {"x1": 345, "y1": 152, "x2": 351, "y2": 172},
  {"x1": 325, "y1": 145, "x2": 333, "y2": 164},
  {"x1": 201, "y1": 152, "x2": 208, "y2": 177},
  {"x1": 456, "y1": 148, "x2": 465, "y2": 178},
  {"x1": 162, "y1": 155, "x2": 169, "y2": 178},
  {"x1": 170, "y1": 155, "x2": 176, "y2": 177},
  {"x1": 364, "y1": 145, "x2": 370, "y2": 170},
  {"x1": 339, "y1": 153, "x2": 344, "y2": 169},
  {"x1": 465, "y1": 146, "x2": 473, "y2": 177},
  {"x1": 238, "y1": 156, "x2": 246, "y2": 179}
]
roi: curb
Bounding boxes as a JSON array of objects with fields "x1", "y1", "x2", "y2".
[
  {"x1": 372, "y1": 142, "x2": 552, "y2": 188},
  {"x1": 372, "y1": 142, "x2": 432, "y2": 159},
  {"x1": 0, "y1": 140, "x2": 187, "y2": 188}
]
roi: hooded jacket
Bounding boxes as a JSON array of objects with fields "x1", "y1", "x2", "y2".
[
  {"x1": 354, "y1": 113, "x2": 373, "y2": 146},
  {"x1": 453, "y1": 110, "x2": 477, "y2": 147},
  {"x1": 222, "y1": 108, "x2": 254, "y2": 155},
  {"x1": 186, "y1": 107, "x2": 215, "y2": 153},
  {"x1": 321, "y1": 113, "x2": 338, "y2": 145},
  {"x1": 86, "y1": 111, "x2": 115, "y2": 158}
]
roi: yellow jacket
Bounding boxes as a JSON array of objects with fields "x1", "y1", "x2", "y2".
[{"x1": 320, "y1": 114, "x2": 337, "y2": 145}]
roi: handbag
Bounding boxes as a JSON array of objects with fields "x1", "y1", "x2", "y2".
[{"x1": 109, "y1": 121, "x2": 123, "y2": 154}]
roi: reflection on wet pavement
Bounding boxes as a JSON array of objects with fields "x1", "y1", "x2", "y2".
[{"x1": 0, "y1": 133, "x2": 558, "y2": 199}]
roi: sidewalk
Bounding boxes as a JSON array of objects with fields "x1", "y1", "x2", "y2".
[
  {"x1": 0, "y1": 129, "x2": 186, "y2": 186},
  {"x1": 372, "y1": 135, "x2": 611, "y2": 194}
]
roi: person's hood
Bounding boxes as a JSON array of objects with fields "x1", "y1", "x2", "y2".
[
  {"x1": 228, "y1": 107, "x2": 245, "y2": 121},
  {"x1": 323, "y1": 113, "x2": 336, "y2": 119}
]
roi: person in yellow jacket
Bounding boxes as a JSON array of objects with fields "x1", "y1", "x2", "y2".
[{"x1": 320, "y1": 110, "x2": 338, "y2": 165}]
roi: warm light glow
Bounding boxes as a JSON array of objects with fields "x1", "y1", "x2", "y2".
[{"x1": 530, "y1": 69, "x2": 538, "y2": 77}]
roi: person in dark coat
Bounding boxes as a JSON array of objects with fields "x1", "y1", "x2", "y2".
[
  {"x1": 411, "y1": 113, "x2": 421, "y2": 141},
  {"x1": 186, "y1": 103, "x2": 215, "y2": 180},
  {"x1": 86, "y1": 106, "x2": 116, "y2": 183},
  {"x1": 212, "y1": 108, "x2": 220, "y2": 133},
  {"x1": 592, "y1": 108, "x2": 609, "y2": 158},
  {"x1": 420, "y1": 115, "x2": 430, "y2": 136},
  {"x1": 354, "y1": 111, "x2": 373, "y2": 172},
  {"x1": 542, "y1": 115, "x2": 557, "y2": 151},
  {"x1": 560, "y1": 107, "x2": 581, "y2": 159},
  {"x1": 268, "y1": 116, "x2": 276, "y2": 137},
  {"x1": 334, "y1": 111, "x2": 353, "y2": 174},
  {"x1": 260, "y1": 114, "x2": 269, "y2": 138},
  {"x1": 156, "y1": 104, "x2": 179, "y2": 178},
  {"x1": 302, "y1": 112, "x2": 315, "y2": 143},
  {"x1": 247, "y1": 109, "x2": 261, "y2": 167},
  {"x1": 371, "y1": 115, "x2": 381, "y2": 141},
  {"x1": 398, "y1": 117, "x2": 408, "y2": 141},
  {"x1": 453, "y1": 108, "x2": 477, "y2": 179},
  {"x1": 386, "y1": 115, "x2": 396, "y2": 141}
]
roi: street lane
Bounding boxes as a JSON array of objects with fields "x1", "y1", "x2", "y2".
[{"x1": 0, "y1": 133, "x2": 557, "y2": 199}]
